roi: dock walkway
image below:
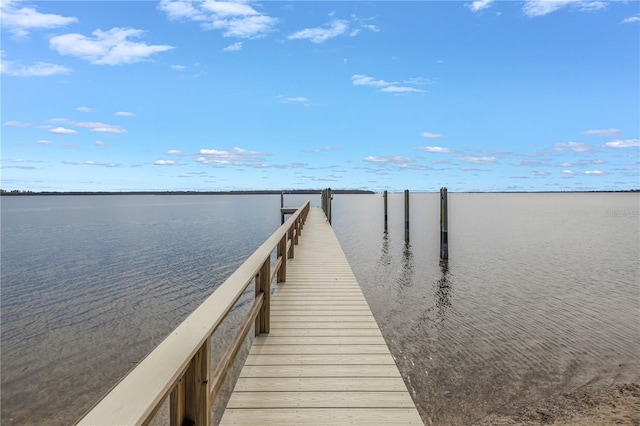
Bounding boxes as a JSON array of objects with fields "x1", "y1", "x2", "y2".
[{"x1": 220, "y1": 208, "x2": 423, "y2": 425}]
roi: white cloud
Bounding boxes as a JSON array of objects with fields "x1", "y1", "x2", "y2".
[
  {"x1": 363, "y1": 155, "x2": 411, "y2": 164},
  {"x1": 95, "y1": 141, "x2": 109, "y2": 146},
  {"x1": 523, "y1": 0, "x2": 606, "y2": 17},
  {"x1": 361, "y1": 24, "x2": 379, "y2": 32},
  {"x1": 531, "y1": 170, "x2": 550, "y2": 176},
  {"x1": 214, "y1": 15, "x2": 278, "y2": 38},
  {"x1": 561, "y1": 170, "x2": 575, "y2": 174},
  {"x1": 0, "y1": 0, "x2": 77, "y2": 37},
  {"x1": 582, "y1": 128, "x2": 622, "y2": 137},
  {"x1": 49, "y1": 127, "x2": 77, "y2": 134},
  {"x1": 1, "y1": 59, "x2": 71, "y2": 77},
  {"x1": 420, "y1": 132, "x2": 443, "y2": 139},
  {"x1": 554, "y1": 141, "x2": 592, "y2": 152},
  {"x1": 279, "y1": 95, "x2": 309, "y2": 104},
  {"x1": 37, "y1": 139, "x2": 52, "y2": 145},
  {"x1": 171, "y1": 64, "x2": 187, "y2": 70},
  {"x1": 405, "y1": 77, "x2": 434, "y2": 85},
  {"x1": 622, "y1": 16, "x2": 640, "y2": 24},
  {"x1": 76, "y1": 106, "x2": 94, "y2": 112},
  {"x1": 352, "y1": 74, "x2": 396, "y2": 87},
  {"x1": 416, "y1": 146, "x2": 455, "y2": 154},
  {"x1": 3, "y1": 120, "x2": 31, "y2": 127},
  {"x1": 584, "y1": 170, "x2": 606, "y2": 175},
  {"x1": 604, "y1": 139, "x2": 640, "y2": 148},
  {"x1": 304, "y1": 146, "x2": 336, "y2": 153},
  {"x1": 196, "y1": 147, "x2": 270, "y2": 165},
  {"x1": 223, "y1": 42, "x2": 243, "y2": 51},
  {"x1": 159, "y1": 0, "x2": 277, "y2": 39},
  {"x1": 85, "y1": 161, "x2": 121, "y2": 167},
  {"x1": 203, "y1": 1, "x2": 259, "y2": 17},
  {"x1": 398, "y1": 164, "x2": 431, "y2": 170},
  {"x1": 380, "y1": 86, "x2": 425, "y2": 93},
  {"x1": 468, "y1": 0, "x2": 494, "y2": 12},
  {"x1": 352, "y1": 74, "x2": 424, "y2": 95},
  {"x1": 157, "y1": 0, "x2": 206, "y2": 21},
  {"x1": 49, "y1": 118, "x2": 127, "y2": 134},
  {"x1": 50, "y1": 27, "x2": 174, "y2": 66},
  {"x1": 115, "y1": 111, "x2": 134, "y2": 116},
  {"x1": 289, "y1": 20, "x2": 349, "y2": 43},
  {"x1": 457, "y1": 156, "x2": 498, "y2": 164},
  {"x1": 155, "y1": 160, "x2": 176, "y2": 166},
  {"x1": 166, "y1": 149, "x2": 185, "y2": 156}
]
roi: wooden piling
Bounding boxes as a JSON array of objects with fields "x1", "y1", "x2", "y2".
[
  {"x1": 280, "y1": 192, "x2": 284, "y2": 224},
  {"x1": 404, "y1": 189, "x2": 409, "y2": 242},
  {"x1": 383, "y1": 190, "x2": 388, "y2": 231},
  {"x1": 440, "y1": 187, "x2": 448, "y2": 260},
  {"x1": 327, "y1": 188, "x2": 332, "y2": 225},
  {"x1": 321, "y1": 188, "x2": 332, "y2": 224}
]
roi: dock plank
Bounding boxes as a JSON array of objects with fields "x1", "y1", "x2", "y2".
[
  {"x1": 219, "y1": 208, "x2": 422, "y2": 425},
  {"x1": 226, "y1": 391, "x2": 417, "y2": 408},
  {"x1": 244, "y1": 354, "x2": 396, "y2": 365},
  {"x1": 220, "y1": 408, "x2": 423, "y2": 425}
]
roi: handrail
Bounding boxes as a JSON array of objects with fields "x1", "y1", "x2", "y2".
[{"x1": 77, "y1": 201, "x2": 311, "y2": 426}]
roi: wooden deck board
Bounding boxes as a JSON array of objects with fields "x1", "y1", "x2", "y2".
[
  {"x1": 226, "y1": 391, "x2": 417, "y2": 408},
  {"x1": 220, "y1": 207, "x2": 422, "y2": 425},
  {"x1": 243, "y1": 354, "x2": 396, "y2": 365},
  {"x1": 220, "y1": 408, "x2": 423, "y2": 425}
]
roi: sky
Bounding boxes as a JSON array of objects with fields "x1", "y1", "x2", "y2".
[{"x1": 1, "y1": 0, "x2": 639, "y2": 192}]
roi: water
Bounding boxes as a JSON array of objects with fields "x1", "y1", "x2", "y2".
[
  {"x1": 1, "y1": 193, "x2": 639, "y2": 425},
  {"x1": 332, "y1": 192, "x2": 640, "y2": 424}
]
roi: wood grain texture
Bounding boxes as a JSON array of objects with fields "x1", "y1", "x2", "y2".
[{"x1": 220, "y1": 208, "x2": 422, "y2": 425}]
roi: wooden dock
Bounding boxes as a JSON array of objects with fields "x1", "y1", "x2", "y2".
[
  {"x1": 220, "y1": 208, "x2": 423, "y2": 425},
  {"x1": 78, "y1": 200, "x2": 422, "y2": 426}
]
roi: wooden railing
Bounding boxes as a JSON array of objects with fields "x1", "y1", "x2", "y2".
[{"x1": 77, "y1": 201, "x2": 310, "y2": 426}]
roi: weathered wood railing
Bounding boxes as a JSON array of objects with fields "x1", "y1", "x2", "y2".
[{"x1": 77, "y1": 201, "x2": 310, "y2": 426}]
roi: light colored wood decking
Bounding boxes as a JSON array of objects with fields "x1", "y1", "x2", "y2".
[{"x1": 220, "y1": 208, "x2": 423, "y2": 425}]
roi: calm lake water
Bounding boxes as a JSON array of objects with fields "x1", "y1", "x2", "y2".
[{"x1": 1, "y1": 193, "x2": 639, "y2": 425}]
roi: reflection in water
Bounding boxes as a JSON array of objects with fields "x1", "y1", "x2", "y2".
[
  {"x1": 334, "y1": 193, "x2": 640, "y2": 425},
  {"x1": 434, "y1": 259, "x2": 452, "y2": 321},
  {"x1": 379, "y1": 231, "x2": 391, "y2": 267},
  {"x1": 398, "y1": 241, "x2": 414, "y2": 291}
]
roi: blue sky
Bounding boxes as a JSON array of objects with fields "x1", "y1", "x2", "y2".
[{"x1": 1, "y1": 0, "x2": 639, "y2": 192}]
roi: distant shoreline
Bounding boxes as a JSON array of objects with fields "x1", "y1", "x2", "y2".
[
  {"x1": 1, "y1": 189, "x2": 638, "y2": 196},
  {"x1": 0, "y1": 189, "x2": 375, "y2": 196}
]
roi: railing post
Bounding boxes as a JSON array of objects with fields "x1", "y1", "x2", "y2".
[
  {"x1": 170, "y1": 376, "x2": 185, "y2": 426},
  {"x1": 277, "y1": 234, "x2": 287, "y2": 282},
  {"x1": 255, "y1": 258, "x2": 271, "y2": 335},
  {"x1": 287, "y1": 225, "x2": 295, "y2": 258},
  {"x1": 184, "y1": 339, "x2": 211, "y2": 426}
]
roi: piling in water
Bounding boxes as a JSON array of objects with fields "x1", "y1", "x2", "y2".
[
  {"x1": 404, "y1": 189, "x2": 410, "y2": 242},
  {"x1": 280, "y1": 192, "x2": 285, "y2": 224},
  {"x1": 440, "y1": 187, "x2": 448, "y2": 259},
  {"x1": 383, "y1": 191, "x2": 388, "y2": 232}
]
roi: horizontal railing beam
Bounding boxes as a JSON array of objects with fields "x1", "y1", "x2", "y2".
[{"x1": 209, "y1": 292, "x2": 263, "y2": 406}]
